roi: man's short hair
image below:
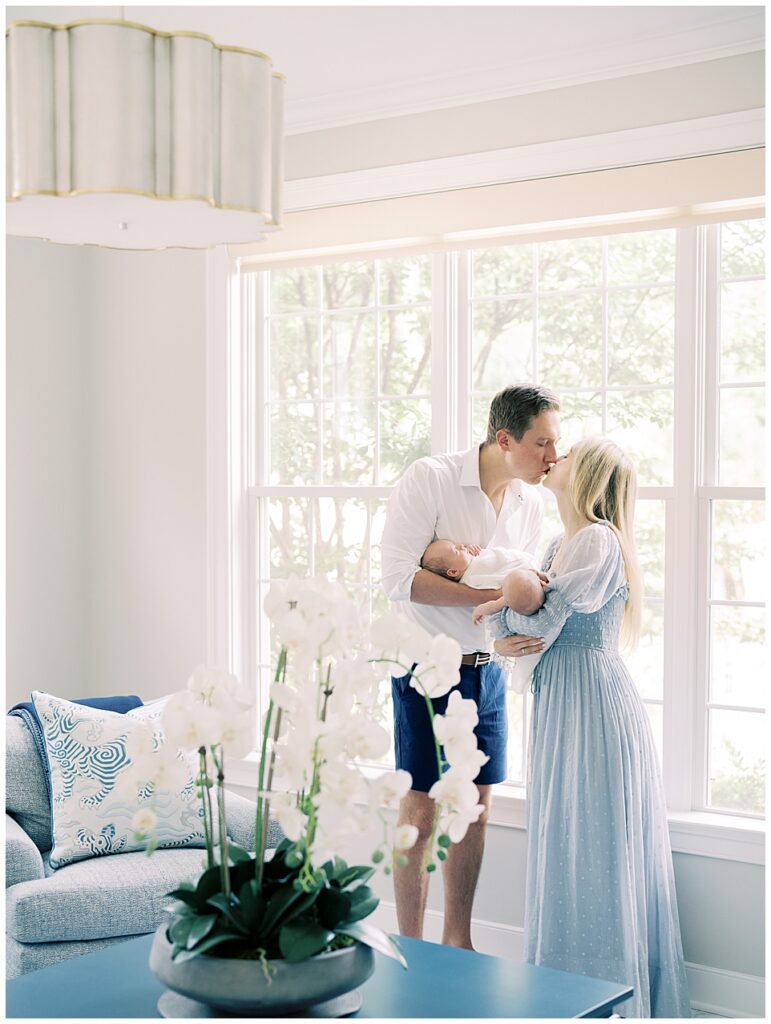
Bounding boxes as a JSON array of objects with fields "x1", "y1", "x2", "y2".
[{"x1": 485, "y1": 384, "x2": 560, "y2": 444}]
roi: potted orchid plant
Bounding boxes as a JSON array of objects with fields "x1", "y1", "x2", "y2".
[{"x1": 136, "y1": 576, "x2": 487, "y2": 1014}]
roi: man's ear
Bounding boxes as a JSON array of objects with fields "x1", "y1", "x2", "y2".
[
  {"x1": 447, "y1": 567, "x2": 460, "y2": 579},
  {"x1": 496, "y1": 428, "x2": 510, "y2": 450}
]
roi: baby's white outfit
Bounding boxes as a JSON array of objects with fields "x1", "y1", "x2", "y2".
[
  {"x1": 461, "y1": 547, "x2": 541, "y2": 694},
  {"x1": 459, "y1": 546, "x2": 536, "y2": 588}
]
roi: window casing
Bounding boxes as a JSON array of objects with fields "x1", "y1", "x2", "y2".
[{"x1": 239, "y1": 219, "x2": 764, "y2": 823}]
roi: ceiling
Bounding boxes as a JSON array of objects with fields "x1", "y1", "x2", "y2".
[{"x1": 7, "y1": 5, "x2": 765, "y2": 133}]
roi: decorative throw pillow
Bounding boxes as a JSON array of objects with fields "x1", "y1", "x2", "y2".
[{"x1": 31, "y1": 691, "x2": 206, "y2": 869}]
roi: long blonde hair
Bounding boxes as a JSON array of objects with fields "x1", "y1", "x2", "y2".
[{"x1": 568, "y1": 438, "x2": 642, "y2": 649}]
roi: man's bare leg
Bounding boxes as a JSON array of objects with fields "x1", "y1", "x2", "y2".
[
  {"x1": 440, "y1": 784, "x2": 493, "y2": 949},
  {"x1": 392, "y1": 789, "x2": 436, "y2": 939}
]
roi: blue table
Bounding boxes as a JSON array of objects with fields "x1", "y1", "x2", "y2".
[{"x1": 6, "y1": 933, "x2": 633, "y2": 1018}]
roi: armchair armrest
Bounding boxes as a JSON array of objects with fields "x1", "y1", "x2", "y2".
[
  {"x1": 223, "y1": 790, "x2": 284, "y2": 852},
  {"x1": 6, "y1": 813, "x2": 46, "y2": 887}
]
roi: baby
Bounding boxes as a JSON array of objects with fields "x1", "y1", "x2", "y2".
[
  {"x1": 420, "y1": 538, "x2": 546, "y2": 615},
  {"x1": 420, "y1": 538, "x2": 547, "y2": 693}
]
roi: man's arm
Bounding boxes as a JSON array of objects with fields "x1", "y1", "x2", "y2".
[
  {"x1": 411, "y1": 569, "x2": 501, "y2": 608},
  {"x1": 381, "y1": 460, "x2": 501, "y2": 609}
]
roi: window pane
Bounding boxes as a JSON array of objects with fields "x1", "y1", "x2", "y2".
[
  {"x1": 313, "y1": 497, "x2": 371, "y2": 585},
  {"x1": 323, "y1": 261, "x2": 375, "y2": 309},
  {"x1": 628, "y1": 603, "x2": 664, "y2": 700},
  {"x1": 710, "y1": 606, "x2": 766, "y2": 709},
  {"x1": 720, "y1": 220, "x2": 765, "y2": 279},
  {"x1": 378, "y1": 255, "x2": 431, "y2": 306},
  {"x1": 270, "y1": 318, "x2": 319, "y2": 402},
  {"x1": 607, "y1": 230, "x2": 675, "y2": 285},
  {"x1": 606, "y1": 389, "x2": 674, "y2": 485},
  {"x1": 270, "y1": 403, "x2": 318, "y2": 485},
  {"x1": 270, "y1": 266, "x2": 319, "y2": 313},
  {"x1": 506, "y1": 691, "x2": 527, "y2": 785},
  {"x1": 635, "y1": 500, "x2": 666, "y2": 599},
  {"x1": 268, "y1": 498, "x2": 311, "y2": 578},
  {"x1": 369, "y1": 499, "x2": 389, "y2": 583},
  {"x1": 471, "y1": 396, "x2": 491, "y2": 447},
  {"x1": 608, "y1": 287, "x2": 675, "y2": 386},
  {"x1": 379, "y1": 399, "x2": 432, "y2": 485},
  {"x1": 472, "y1": 245, "x2": 533, "y2": 297},
  {"x1": 556, "y1": 391, "x2": 603, "y2": 449},
  {"x1": 720, "y1": 281, "x2": 765, "y2": 383},
  {"x1": 472, "y1": 299, "x2": 534, "y2": 390},
  {"x1": 323, "y1": 313, "x2": 376, "y2": 397},
  {"x1": 380, "y1": 308, "x2": 431, "y2": 396},
  {"x1": 718, "y1": 386, "x2": 765, "y2": 486},
  {"x1": 644, "y1": 702, "x2": 663, "y2": 769},
  {"x1": 539, "y1": 294, "x2": 602, "y2": 387},
  {"x1": 708, "y1": 709, "x2": 765, "y2": 814},
  {"x1": 711, "y1": 500, "x2": 765, "y2": 602},
  {"x1": 539, "y1": 492, "x2": 563, "y2": 563},
  {"x1": 538, "y1": 237, "x2": 602, "y2": 290},
  {"x1": 322, "y1": 401, "x2": 375, "y2": 484}
]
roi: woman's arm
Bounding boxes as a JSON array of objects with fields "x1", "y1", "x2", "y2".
[{"x1": 491, "y1": 590, "x2": 573, "y2": 653}]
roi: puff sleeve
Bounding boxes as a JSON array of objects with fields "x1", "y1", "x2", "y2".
[{"x1": 489, "y1": 523, "x2": 625, "y2": 652}]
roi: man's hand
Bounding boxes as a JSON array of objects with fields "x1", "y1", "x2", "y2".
[{"x1": 494, "y1": 635, "x2": 545, "y2": 658}]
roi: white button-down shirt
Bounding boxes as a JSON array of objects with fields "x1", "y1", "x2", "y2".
[{"x1": 380, "y1": 446, "x2": 544, "y2": 653}]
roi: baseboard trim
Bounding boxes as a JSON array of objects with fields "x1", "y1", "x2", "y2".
[
  {"x1": 372, "y1": 902, "x2": 765, "y2": 1018},
  {"x1": 685, "y1": 961, "x2": 765, "y2": 1019}
]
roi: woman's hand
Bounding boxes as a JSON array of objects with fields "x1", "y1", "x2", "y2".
[{"x1": 494, "y1": 635, "x2": 545, "y2": 658}]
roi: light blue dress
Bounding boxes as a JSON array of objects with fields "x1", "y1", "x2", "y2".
[{"x1": 491, "y1": 522, "x2": 690, "y2": 1018}]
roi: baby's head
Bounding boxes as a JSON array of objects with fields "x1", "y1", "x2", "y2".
[
  {"x1": 421, "y1": 539, "x2": 473, "y2": 580},
  {"x1": 502, "y1": 568, "x2": 544, "y2": 615}
]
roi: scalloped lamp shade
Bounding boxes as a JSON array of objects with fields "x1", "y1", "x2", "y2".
[{"x1": 5, "y1": 19, "x2": 285, "y2": 249}]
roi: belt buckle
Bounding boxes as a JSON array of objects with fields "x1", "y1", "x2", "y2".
[{"x1": 474, "y1": 651, "x2": 490, "y2": 668}]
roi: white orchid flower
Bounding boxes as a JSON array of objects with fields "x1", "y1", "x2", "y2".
[
  {"x1": 270, "y1": 793, "x2": 306, "y2": 842},
  {"x1": 394, "y1": 823, "x2": 419, "y2": 851},
  {"x1": 369, "y1": 613, "x2": 432, "y2": 676},
  {"x1": 131, "y1": 808, "x2": 158, "y2": 835},
  {"x1": 370, "y1": 769, "x2": 412, "y2": 810},
  {"x1": 344, "y1": 717, "x2": 391, "y2": 761},
  {"x1": 161, "y1": 693, "x2": 223, "y2": 751}
]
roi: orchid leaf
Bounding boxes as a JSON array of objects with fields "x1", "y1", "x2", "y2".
[
  {"x1": 335, "y1": 920, "x2": 408, "y2": 968},
  {"x1": 171, "y1": 931, "x2": 242, "y2": 963},
  {"x1": 186, "y1": 914, "x2": 218, "y2": 948},
  {"x1": 278, "y1": 921, "x2": 334, "y2": 962},
  {"x1": 227, "y1": 843, "x2": 252, "y2": 865}
]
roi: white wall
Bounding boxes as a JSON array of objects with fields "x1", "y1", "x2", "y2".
[
  {"x1": 6, "y1": 238, "x2": 208, "y2": 706},
  {"x1": 7, "y1": 239, "x2": 89, "y2": 706}
]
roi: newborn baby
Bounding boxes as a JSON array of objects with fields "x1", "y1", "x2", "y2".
[
  {"x1": 420, "y1": 538, "x2": 545, "y2": 614},
  {"x1": 420, "y1": 538, "x2": 547, "y2": 695}
]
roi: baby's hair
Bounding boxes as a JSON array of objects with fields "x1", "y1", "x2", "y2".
[{"x1": 420, "y1": 552, "x2": 452, "y2": 578}]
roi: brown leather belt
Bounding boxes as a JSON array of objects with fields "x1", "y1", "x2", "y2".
[{"x1": 460, "y1": 652, "x2": 492, "y2": 668}]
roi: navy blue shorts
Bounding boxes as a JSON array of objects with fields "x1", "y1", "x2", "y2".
[{"x1": 391, "y1": 660, "x2": 507, "y2": 793}]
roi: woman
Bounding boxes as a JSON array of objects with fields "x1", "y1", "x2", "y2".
[{"x1": 490, "y1": 438, "x2": 690, "y2": 1018}]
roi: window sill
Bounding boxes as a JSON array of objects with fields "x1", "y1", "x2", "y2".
[
  {"x1": 489, "y1": 785, "x2": 765, "y2": 865},
  {"x1": 228, "y1": 758, "x2": 765, "y2": 866}
]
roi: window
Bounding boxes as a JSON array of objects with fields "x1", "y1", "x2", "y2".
[
  {"x1": 244, "y1": 218, "x2": 764, "y2": 817},
  {"x1": 700, "y1": 220, "x2": 766, "y2": 816}
]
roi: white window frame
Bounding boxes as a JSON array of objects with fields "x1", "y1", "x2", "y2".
[{"x1": 206, "y1": 219, "x2": 765, "y2": 866}]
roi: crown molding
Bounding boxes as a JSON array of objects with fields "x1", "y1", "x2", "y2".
[
  {"x1": 284, "y1": 109, "x2": 765, "y2": 213},
  {"x1": 285, "y1": 13, "x2": 764, "y2": 135}
]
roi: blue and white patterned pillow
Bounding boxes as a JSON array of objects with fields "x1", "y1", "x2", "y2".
[{"x1": 32, "y1": 691, "x2": 206, "y2": 869}]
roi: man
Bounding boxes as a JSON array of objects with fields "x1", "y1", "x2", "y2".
[{"x1": 380, "y1": 384, "x2": 561, "y2": 949}]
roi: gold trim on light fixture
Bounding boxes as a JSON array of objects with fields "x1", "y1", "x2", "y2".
[{"x1": 5, "y1": 19, "x2": 274, "y2": 65}]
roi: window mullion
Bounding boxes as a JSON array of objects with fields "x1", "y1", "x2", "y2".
[{"x1": 662, "y1": 225, "x2": 701, "y2": 811}]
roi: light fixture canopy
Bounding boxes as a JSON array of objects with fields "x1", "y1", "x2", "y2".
[{"x1": 5, "y1": 19, "x2": 285, "y2": 249}]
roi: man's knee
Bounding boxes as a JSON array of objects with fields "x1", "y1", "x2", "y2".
[{"x1": 398, "y1": 789, "x2": 436, "y2": 840}]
